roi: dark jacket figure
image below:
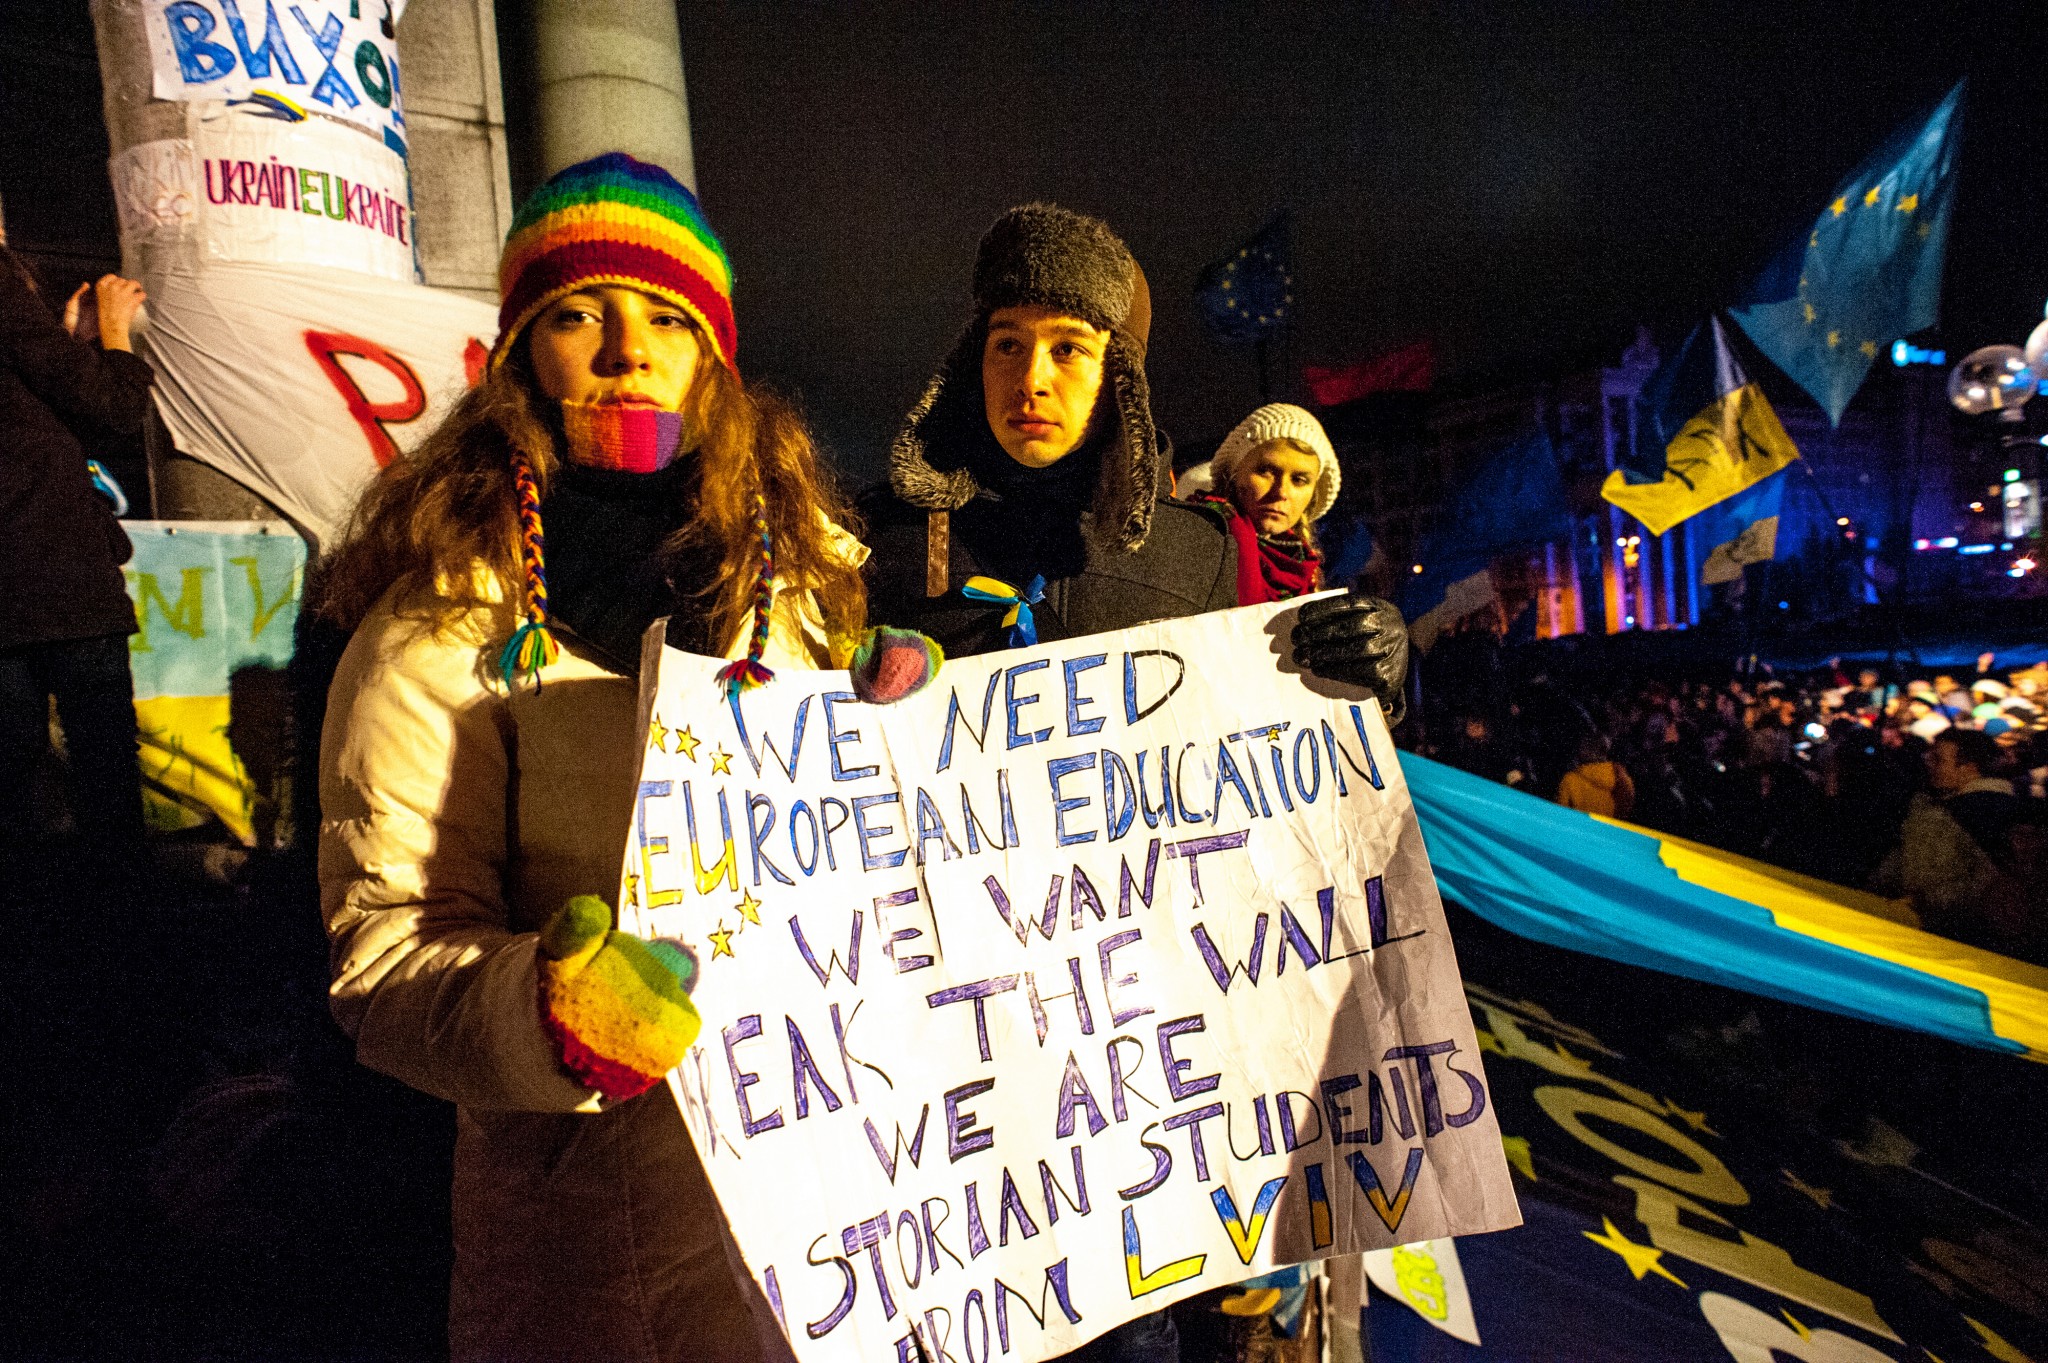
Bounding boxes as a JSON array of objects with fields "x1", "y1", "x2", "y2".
[
  {"x1": 0, "y1": 249, "x2": 153, "y2": 851},
  {"x1": 861, "y1": 204, "x2": 1405, "y2": 1363},
  {"x1": 862, "y1": 209, "x2": 1236, "y2": 653}
]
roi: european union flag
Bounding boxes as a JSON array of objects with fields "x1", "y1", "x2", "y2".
[
  {"x1": 1195, "y1": 213, "x2": 1293, "y2": 347},
  {"x1": 1730, "y1": 81, "x2": 1964, "y2": 426}
]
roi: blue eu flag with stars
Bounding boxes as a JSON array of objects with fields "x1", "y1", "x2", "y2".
[
  {"x1": 1730, "y1": 81, "x2": 1963, "y2": 426},
  {"x1": 1196, "y1": 213, "x2": 1293, "y2": 347}
]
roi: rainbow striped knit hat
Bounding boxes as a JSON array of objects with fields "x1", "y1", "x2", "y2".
[{"x1": 492, "y1": 153, "x2": 737, "y2": 373}]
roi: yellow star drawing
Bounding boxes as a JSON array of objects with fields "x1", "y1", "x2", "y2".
[
  {"x1": 1827, "y1": 330, "x2": 1842, "y2": 349},
  {"x1": 735, "y1": 890, "x2": 762, "y2": 926},
  {"x1": 1779, "y1": 1169, "x2": 1835, "y2": 1210},
  {"x1": 709, "y1": 746, "x2": 734, "y2": 775},
  {"x1": 1864, "y1": 185, "x2": 1883, "y2": 207},
  {"x1": 648, "y1": 716, "x2": 670, "y2": 752},
  {"x1": 1802, "y1": 302, "x2": 1817, "y2": 324},
  {"x1": 1664, "y1": 1101, "x2": 1719, "y2": 1137},
  {"x1": 1501, "y1": 1135, "x2": 1537, "y2": 1182},
  {"x1": 1860, "y1": 340, "x2": 1878, "y2": 358},
  {"x1": 1896, "y1": 192, "x2": 1919, "y2": 213},
  {"x1": 1263, "y1": 726, "x2": 1284, "y2": 742},
  {"x1": 672, "y1": 726, "x2": 701, "y2": 761},
  {"x1": 708, "y1": 924, "x2": 736, "y2": 958},
  {"x1": 622, "y1": 871, "x2": 640, "y2": 908},
  {"x1": 1584, "y1": 1218, "x2": 1686, "y2": 1287},
  {"x1": 1830, "y1": 196, "x2": 1849, "y2": 217}
]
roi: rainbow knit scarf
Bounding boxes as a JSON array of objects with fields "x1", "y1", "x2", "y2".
[{"x1": 560, "y1": 401, "x2": 689, "y2": 474}]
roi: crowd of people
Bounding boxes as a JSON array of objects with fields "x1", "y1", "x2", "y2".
[{"x1": 1418, "y1": 643, "x2": 2048, "y2": 963}]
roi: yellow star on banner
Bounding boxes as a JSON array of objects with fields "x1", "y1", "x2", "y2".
[
  {"x1": 735, "y1": 890, "x2": 762, "y2": 926},
  {"x1": 1860, "y1": 340, "x2": 1878, "y2": 358},
  {"x1": 1828, "y1": 330, "x2": 1842, "y2": 348},
  {"x1": 1830, "y1": 196, "x2": 1848, "y2": 216},
  {"x1": 1803, "y1": 301, "x2": 1817, "y2": 324},
  {"x1": 708, "y1": 924, "x2": 736, "y2": 958},
  {"x1": 1263, "y1": 725, "x2": 1284, "y2": 742},
  {"x1": 622, "y1": 872, "x2": 640, "y2": 908},
  {"x1": 710, "y1": 746, "x2": 734, "y2": 775},
  {"x1": 1780, "y1": 1169, "x2": 1835, "y2": 1209},
  {"x1": 1664, "y1": 1101, "x2": 1718, "y2": 1137},
  {"x1": 1864, "y1": 185, "x2": 1883, "y2": 207},
  {"x1": 648, "y1": 716, "x2": 670, "y2": 752},
  {"x1": 1585, "y1": 1218, "x2": 1686, "y2": 1287},
  {"x1": 1897, "y1": 192, "x2": 1919, "y2": 213},
  {"x1": 1501, "y1": 1135, "x2": 1537, "y2": 1182},
  {"x1": 672, "y1": 726, "x2": 701, "y2": 761}
]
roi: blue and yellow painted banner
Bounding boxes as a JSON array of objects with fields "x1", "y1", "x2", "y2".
[
  {"x1": 124, "y1": 521, "x2": 306, "y2": 845},
  {"x1": 1402, "y1": 752, "x2": 2048, "y2": 1061}
]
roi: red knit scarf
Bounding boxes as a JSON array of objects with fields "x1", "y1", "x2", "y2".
[{"x1": 1196, "y1": 493, "x2": 1322, "y2": 604}]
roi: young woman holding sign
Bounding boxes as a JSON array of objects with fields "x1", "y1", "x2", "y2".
[{"x1": 317, "y1": 154, "x2": 929, "y2": 1363}]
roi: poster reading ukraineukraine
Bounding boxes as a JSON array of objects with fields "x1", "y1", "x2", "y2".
[{"x1": 623, "y1": 597, "x2": 1521, "y2": 1362}]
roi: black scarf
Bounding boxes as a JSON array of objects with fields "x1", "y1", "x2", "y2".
[{"x1": 541, "y1": 461, "x2": 718, "y2": 673}]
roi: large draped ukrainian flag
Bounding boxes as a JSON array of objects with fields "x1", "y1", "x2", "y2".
[
  {"x1": 1403, "y1": 753, "x2": 2048, "y2": 1062},
  {"x1": 1601, "y1": 317, "x2": 1800, "y2": 536}
]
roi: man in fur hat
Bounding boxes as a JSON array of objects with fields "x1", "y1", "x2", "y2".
[{"x1": 863, "y1": 203, "x2": 1407, "y2": 724}]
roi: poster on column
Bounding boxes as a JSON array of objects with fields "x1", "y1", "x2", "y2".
[
  {"x1": 623, "y1": 597, "x2": 1522, "y2": 1363},
  {"x1": 112, "y1": 113, "x2": 416, "y2": 282},
  {"x1": 144, "y1": 0, "x2": 409, "y2": 146},
  {"x1": 139, "y1": 261, "x2": 497, "y2": 547}
]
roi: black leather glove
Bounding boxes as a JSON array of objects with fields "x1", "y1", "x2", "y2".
[{"x1": 1291, "y1": 591, "x2": 1410, "y2": 727}]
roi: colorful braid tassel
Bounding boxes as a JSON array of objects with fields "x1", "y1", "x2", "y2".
[
  {"x1": 501, "y1": 451, "x2": 560, "y2": 687},
  {"x1": 714, "y1": 491, "x2": 779, "y2": 700}
]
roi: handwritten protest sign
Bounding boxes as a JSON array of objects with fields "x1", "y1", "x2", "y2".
[
  {"x1": 145, "y1": 0, "x2": 410, "y2": 148},
  {"x1": 622, "y1": 598, "x2": 1520, "y2": 1362}
]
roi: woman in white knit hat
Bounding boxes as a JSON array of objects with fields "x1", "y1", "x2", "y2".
[{"x1": 1184, "y1": 401, "x2": 1341, "y2": 604}]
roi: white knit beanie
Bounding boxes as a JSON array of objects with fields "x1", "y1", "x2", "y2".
[{"x1": 1211, "y1": 403, "x2": 1341, "y2": 524}]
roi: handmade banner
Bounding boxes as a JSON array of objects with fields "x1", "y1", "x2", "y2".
[
  {"x1": 140, "y1": 261, "x2": 496, "y2": 546},
  {"x1": 143, "y1": 0, "x2": 410, "y2": 147},
  {"x1": 623, "y1": 598, "x2": 1521, "y2": 1363},
  {"x1": 123, "y1": 520, "x2": 305, "y2": 845},
  {"x1": 111, "y1": 113, "x2": 416, "y2": 282}
]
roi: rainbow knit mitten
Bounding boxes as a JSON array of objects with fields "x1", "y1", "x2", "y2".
[
  {"x1": 849, "y1": 627, "x2": 943, "y2": 705},
  {"x1": 538, "y1": 895, "x2": 701, "y2": 1101}
]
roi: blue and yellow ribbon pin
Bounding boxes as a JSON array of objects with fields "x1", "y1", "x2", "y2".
[{"x1": 961, "y1": 574, "x2": 1046, "y2": 648}]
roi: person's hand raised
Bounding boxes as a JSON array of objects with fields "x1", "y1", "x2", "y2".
[{"x1": 93, "y1": 274, "x2": 147, "y2": 352}]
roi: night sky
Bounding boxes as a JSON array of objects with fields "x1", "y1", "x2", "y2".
[{"x1": 681, "y1": 1, "x2": 2048, "y2": 488}]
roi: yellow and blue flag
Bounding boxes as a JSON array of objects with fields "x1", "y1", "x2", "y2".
[
  {"x1": 1696, "y1": 467, "x2": 1789, "y2": 586},
  {"x1": 1730, "y1": 82, "x2": 1964, "y2": 426},
  {"x1": 1404, "y1": 752, "x2": 2048, "y2": 1062},
  {"x1": 1600, "y1": 317, "x2": 1800, "y2": 536},
  {"x1": 1399, "y1": 428, "x2": 1572, "y2": 650}
]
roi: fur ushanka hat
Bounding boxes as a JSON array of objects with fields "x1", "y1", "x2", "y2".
[{"x1": 890, "y1": 204, "x2": 1164, "y2": 552}]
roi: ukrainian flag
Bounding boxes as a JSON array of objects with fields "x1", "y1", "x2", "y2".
[
  {"x1": 1730, "y1": 82, "x2": 1964, "y2": 426},
  {"x1": 1403, "y1": 753, "x2": 2048, "y2": 1062},
  {"x1": 1600, "y1": 317, "x2": 1800, "y2": 537}
]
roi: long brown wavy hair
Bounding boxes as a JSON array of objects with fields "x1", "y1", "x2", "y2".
[{"x1": 319, "y1": 328, "x2": 866, "y2": 657}]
